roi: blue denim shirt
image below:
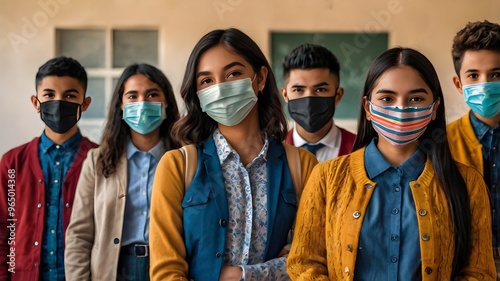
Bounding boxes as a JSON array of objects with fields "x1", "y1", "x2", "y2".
[
  {"x1": 121, "y1": 139, "x2": 165, "y2": 246},
  {"x1": 470, "y1": 111, "x2": 500, "y2": 247},
  {"x1": 355, "y1": 139, "x2": 425, "y2": 281},
  {"x1": 38, "y1": 130, "x2": 82, "y2": 281}
]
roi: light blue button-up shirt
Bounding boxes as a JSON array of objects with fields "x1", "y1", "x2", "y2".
[
  {"x1": 39, "y1": 130, "x2": 81, "y2": 281},
  {"x1": 355, "y1": 139, "x2": 425, "y2": 281},
  {"x1": 121, "y1": 139, "x2": 165, "y2": 246}
]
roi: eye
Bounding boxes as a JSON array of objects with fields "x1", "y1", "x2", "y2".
[
  {"x1": 227, "y1": 71, "x2": 242, "y2": 79},
  {"x1": 42, "y1": 93, "x2": 55, "y2": 99},
  {"x1": 409, "y1": 96, "x2": 424, "y2": 102},
  {"x1": 315, "y1": 88, "x2": 328, "y2": 93},
  {"x1": 147, "y1": 92, "x2": 160, "y2": 98},
  {"x1": 126, "y1": 94, "x2": 137, "y2": 100},
  {"x1": 64, "y1": 93, "x2": 77, "y2": 99},
  {"x1": 490, "y1": 72, "x2": 500, "y2": 79},
  {"x1": 467, "y1": 73, "x2": 479, "y2": 79},
  {"x1": 291, "y1": 87, "x2": 304, "y2": 93},
  {"x1": 379, "y1": 96, "x2": 393, "y2": 102},
  {"x1": 200, "y1": 78, "x2": 213, "y2": 85}
]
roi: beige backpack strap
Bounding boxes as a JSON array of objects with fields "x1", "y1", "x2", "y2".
[
  {"x1": 283, "y1": 144, "x2": 302, "y2": 200},
  {"x1": 179, "y1": 144, "x2": 198, "y2": 192}
]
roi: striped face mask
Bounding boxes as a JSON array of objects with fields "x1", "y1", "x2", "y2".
[{"x1": 369, "y1": 101, "x2": 435, "y2": 147}]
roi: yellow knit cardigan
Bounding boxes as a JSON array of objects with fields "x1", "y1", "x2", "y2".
[{"x1": 288, "y1": 147, "x2": 495, "y2": 281}]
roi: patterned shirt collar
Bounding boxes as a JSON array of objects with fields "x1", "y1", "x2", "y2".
[
  {"x1": 39, "y1": 130, "x2": 82, "y2": 155},
  {"x1": 212, "y1": 128, "x2": 269, "y2": 165}
]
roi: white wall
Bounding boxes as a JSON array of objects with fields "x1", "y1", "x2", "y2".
[{"x1": 1, "y1": 0, "x2": 499, "y2": 157}]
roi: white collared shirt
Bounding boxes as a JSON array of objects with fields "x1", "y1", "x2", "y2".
[{"x1": 292, "y1": 121, "x2": 341, "y2": 162}]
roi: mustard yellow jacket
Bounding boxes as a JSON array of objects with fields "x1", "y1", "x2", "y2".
[
  {"x1": 447, "y1": 112, "x2": 485, "y2": 175},
  {"x1": 288, "y1": 147, "x2": 495, "y2": 281}
]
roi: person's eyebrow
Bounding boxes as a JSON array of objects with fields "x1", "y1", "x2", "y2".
[{"x1": 313, "y1": 82, "x2": 330, "y2": 88}]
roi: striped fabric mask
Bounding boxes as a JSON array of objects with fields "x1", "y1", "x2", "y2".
[{"x1": 369, "y1": 102, "x2": 435, "y2": 147}]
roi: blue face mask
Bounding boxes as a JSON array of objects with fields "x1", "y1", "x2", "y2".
[
  {"x1": 123, "y1": 101, "x2": 166, "y2": 135},
  {"x1": 197, "y1": 77, "x2": 258, "y2": 126},
  {"x1": 463, "y1": 81, "x2": 500, "y2": 118}
]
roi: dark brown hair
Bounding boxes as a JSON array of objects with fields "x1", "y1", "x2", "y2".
[
  {"x1": 172, "y1": 28, "x2": 287, "y2": 145},
  {"x1": 354, "y1": 47, "x2": 472, "y2": 277},
  {"x1": 452, "y1": 20, "x2": 500, "y2": 75},
  {"x1": 98, "y1": 63, "x2": 180, "y2": 177}
]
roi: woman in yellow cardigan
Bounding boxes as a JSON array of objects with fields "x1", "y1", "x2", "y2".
[{"x1": 287, "y1": 47, "x2": 496, "y2": 280}]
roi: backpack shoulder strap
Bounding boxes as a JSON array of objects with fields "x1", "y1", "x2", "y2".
[
  {"x1": 283, "y1": 144, "x2": 302, "y2": 200},
  {"x1": 179, "y1": 144, "x2": 198, "y2": 192}
]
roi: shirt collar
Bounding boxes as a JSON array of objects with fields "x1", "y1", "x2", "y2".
[
  {"x1": 213, "y1": 128, "x2": 269, "y2": 165},
  {"x1": 469, "y1": 111, "x2": 492, "y2": 141},
  {"x1": 292, "y1": 120, "x2": 339, "y2": 148},
  {"x1": 364, "y1": 138, "x2": 426, "y2": 179},
  {"x1": 39, "y1": 130, "x2": 82, "y2": 154},
  {"x1": 126, "y1": 138, "x2": 166, "y2": 161}
]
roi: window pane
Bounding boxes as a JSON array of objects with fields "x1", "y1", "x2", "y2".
[
  {"x1": 113, "y1": 29, "x2": 158, "y2": 68},
  {"x1": 82, "y1": 77, "x2": 105, "y2": 119},
  {"x1": 56, "y1": 29, "x2": 105, "y2": 68}
]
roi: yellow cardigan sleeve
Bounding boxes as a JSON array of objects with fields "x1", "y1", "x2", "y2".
[
  {"x1": 457, "y1": 163, "x2": 496, "y2": 280},
  {"x1": 149, "y1": 149, "x2": 189, "y2": 281},
  {"x1": 287, "y1": 162, "x2": 330, "y2": 280}
]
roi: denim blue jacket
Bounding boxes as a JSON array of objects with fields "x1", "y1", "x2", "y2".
[{"x1": 182, "y1": 137, "x2": 298, "y2": 280}]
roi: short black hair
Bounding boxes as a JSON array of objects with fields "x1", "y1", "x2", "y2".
[
  {"x1": 282, "y1": 43, "x2": 340, "y2": 82},
  {"x1": 35, "y1": 56, "x2": 88, "y2": 93}
]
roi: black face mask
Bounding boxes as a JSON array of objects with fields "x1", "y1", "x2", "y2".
[
  {"x1": 39, "y1": 100, "x2": 82, "y2": 134},
  {"x1": 288, "y1": 96, "x2": 335, "y2": 133}
]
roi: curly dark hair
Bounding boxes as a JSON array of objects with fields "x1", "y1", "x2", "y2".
[{"x1": 452, "y1": 20, "x2": 500, "y2": 75}]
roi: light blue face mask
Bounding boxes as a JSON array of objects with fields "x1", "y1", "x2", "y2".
[
  {"x1": 123, "y1": 101, "x2": 166, "y2": 135},
  {"x1": 463, "y1": 81, "x2": 500, "y2": 118},
  {"x1": 197, "y1": 77, "x2": 258, "y2": 126}
]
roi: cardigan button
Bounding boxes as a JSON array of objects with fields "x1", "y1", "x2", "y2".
[
  {"x1": 425, "y1": 267, "x2": 433, "y2": 274},
  {"x1": 421, "y1": 234, "x2": 430, "y2": 241},
  {"x1": 37, "y1": 203, "x2": 42, "y2": 208},
  {"x1": 219, "y1": 219, "x2": 227, "y2": 227},
  {"x1": 34, "y1": 241, "x2": 39, "y2": 246},
  {"x1": 413, "y1": 183, "x2": 420, "y2": 188},
  {"x1": 65, "y1": 203, "x2": 70, "y2": 208},
  {"x1": 38, "y1": 179, "x2": 43, "y2": 183},
  {"x1": 347, "y1": 244, "x2": 353, "y2": 252},
  {"x1": 418, "y1": 209, "x2": 427, "y2": 216},
  {"x1": 353, "y1": 211, "x2": 361, "y2": 219},
  {"x1": 344, "y1": 267, "x2": 350, "y2": 276},
  {"x1": 216, "y1": 252, "x2": 222, "y2": 258},
  {"x1": 113, "y1": 238, "x2": 120, "y2": 244},
  {"x1": 364, "y1": 183, "x2": 373, "y2": 189}
]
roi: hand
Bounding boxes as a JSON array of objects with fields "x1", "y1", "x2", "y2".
[
  {"x1": 219, "y1": 265, "x2": 242, "y2": 281},
  {"x1": 277, "y1": 244, "x2": 291, "y2": 257}
]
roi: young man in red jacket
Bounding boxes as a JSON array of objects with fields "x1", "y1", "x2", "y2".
[
  {"x1": 281, "y1": 43, "x2": 356, "y2": 162},
  {"x1": 0, "y1": 56, "x2": 98, "y2": 280}
]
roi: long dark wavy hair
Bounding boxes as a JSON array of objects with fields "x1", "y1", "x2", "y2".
[
  {"x1": 98, "y1": 63, "x2": 180, "y2": 177},
  {"x1": 353, "y1": 47, "x2": 471, "y2": 277},
  {"x1": 172, "y1": 28, "x2": 287, "y2": 145}
]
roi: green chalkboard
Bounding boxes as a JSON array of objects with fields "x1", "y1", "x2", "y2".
[{"x1": 271, "y1": 32, "x2": 389, "y2": 119}]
